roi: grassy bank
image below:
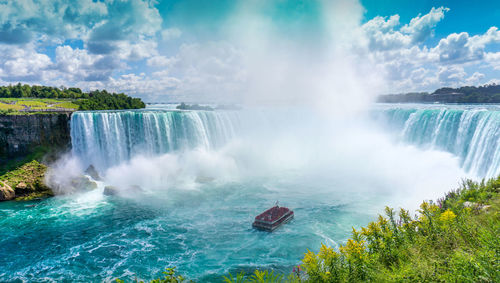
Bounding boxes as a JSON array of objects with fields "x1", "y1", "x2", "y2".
[
  {"x1": 0, "y1": 98, "x2": 78, "y2": 114},
  {"x1": 0, "y1": 146, "x2": 55, "y2": 175},
  {"x1": 139, "y1": 176, "x2": 499, "y2": 282},
  {"x1": 0, "y1": 84, "x2": 146, "y2": 112},
  {"x1": 0, "y1": 160, "x2": 52, "y2": 201}
]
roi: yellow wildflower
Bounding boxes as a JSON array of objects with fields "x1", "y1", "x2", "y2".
[
  {"x1": 439, "y1": 209, "x2": 457, "y2": 222},
  {"x1": 303, "y1": 250, "x2": 315, "y2": 264}
]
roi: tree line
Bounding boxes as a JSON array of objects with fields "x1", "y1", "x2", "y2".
[
  {"x1": 0, "y1": 83, "x2": 145, "y2": 110},
  {"x1": 378, "y1": 83, "x2": 500, "y2": 103}
]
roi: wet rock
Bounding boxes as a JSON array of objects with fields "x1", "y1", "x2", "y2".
[
  {"x1": 103, "y1": 186, "x2": 118, "y2": 196},
  {"x1": 103, "y1": 185, "x2": 143, "y2": 196},
  {"x1": 70, "y1": 176, "x2": 98, "y2": 191},
  {"x1": 15, "y1": 182, "x2": 27, "y2": 190},
  {"x1": 127, "y1": 185, "x2": 143, "y2": 193},
  {"x1": 84, "y1": 165, "x2": 102, "y2": 181},
  {"x1": 0, "y1": 181, "x2": 15, "y2": 201}
]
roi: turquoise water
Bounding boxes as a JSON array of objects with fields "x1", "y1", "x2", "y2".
[
  {"x1": 375, "y1": 104, "x2": 500, "y2": 177},
  {"x1": 2, "y1": 104, "x2": 499, "y2": 281},
  {"x1": 0, "y1": 175, "x2": 378, "y2": 281}
]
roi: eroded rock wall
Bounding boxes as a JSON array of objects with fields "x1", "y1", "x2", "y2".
[{"x1": 0, "y1": 113, "x2": 72, "y2": 160}]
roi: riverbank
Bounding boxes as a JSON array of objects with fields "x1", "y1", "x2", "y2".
[
  {"x1": 140, "y1": 175, "x2": 499, "y2": 282},
  {"x1": 0, "y1": 113, "x2": 72, "y2": 172},
  {"x1": 0, "y1": 160, "x2": 52, "y2": 201},
  {"x1": 222, "y1": 176, "x2": 500, "y2": 282}
]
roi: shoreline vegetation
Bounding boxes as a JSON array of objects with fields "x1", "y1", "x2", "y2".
[
  {"x1": 0, "y1": 160, "x2": 52, "y2": 201},
  {"x1": 137, "y1": 176, "x2": 499, "y2": 282},
  {"x1": 0, "y1": 83, "x2": 145, "y2": 114},
  {"x1": 0, "y1": 83, "x2": 146, "y2": 200},
  {"x1": 377, "y1": 84, "x2": 500, "y2": 104}
]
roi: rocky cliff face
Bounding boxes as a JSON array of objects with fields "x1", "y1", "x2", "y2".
[{"x1": 0, "y1": 113, "x2": 72, "y2": 160}]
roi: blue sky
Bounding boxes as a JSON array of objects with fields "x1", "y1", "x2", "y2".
[
  {"x1": 0, "y1": 0, "x2": 499, "y2": 102},
  {"x1": 362, "y1": 0, "x2": 500, "y2": 44}
]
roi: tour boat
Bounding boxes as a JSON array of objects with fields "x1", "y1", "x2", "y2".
[{"x1": 252, "y1": 204, "x2": 294, "y2": 232}]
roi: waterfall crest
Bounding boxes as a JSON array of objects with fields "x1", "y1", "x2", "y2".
[
  {"x1": 379, "y1": 107, "x2": 500, "y2": 177},
  {"x1": 70, "y1": 110, "x2": 240, "y2": 170}
]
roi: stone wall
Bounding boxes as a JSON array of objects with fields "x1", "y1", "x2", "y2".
[{"x1": 0, "y1": 113, "x2": 72, "y2": 160}]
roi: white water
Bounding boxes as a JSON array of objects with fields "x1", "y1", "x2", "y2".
[
  {"x1": 5, "y1": 104, "x2": 483, "y2": 281},
  {"x1": 376, "y1": 104, "x2": 500, "y2": 178},
  {"x1": 66, "y1": 105, "x2": 472, "y2": 210}
]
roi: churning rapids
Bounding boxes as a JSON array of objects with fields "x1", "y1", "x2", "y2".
[{"x1": 1, "y1": 104, "x2": 499, "y2": 281}]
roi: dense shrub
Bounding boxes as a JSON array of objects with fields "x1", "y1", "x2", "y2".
[
  {"x1": 223, "y1": 176, "x2": 500, "y2": 283},
  {"x1": 124, "y1": 177, "x2": 499, "y2": 282},
  {"x1": 76, "y1": 90, "x2": 145, "y2": 110}
]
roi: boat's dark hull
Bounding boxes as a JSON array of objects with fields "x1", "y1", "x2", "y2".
[{"x1": 252, "y1": 211, "x2": 294, "y2": 232}]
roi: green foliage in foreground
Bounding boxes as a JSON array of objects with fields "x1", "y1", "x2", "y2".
[
  {"x1": 124, "y1": 176, "x2": 499, "y2": 282},
  {"x1": 116, "y1": 267, "x2": 190, "y2": 283},
  {"x1": 294, "y1": 183, "x2": 499, "y2": 283}
]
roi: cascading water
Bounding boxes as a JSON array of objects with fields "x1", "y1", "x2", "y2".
[
  {"x1": 0, "y1": 104, "x2": 484, "y2": 282},
  {"x1": 376, "y1": 105, "x2": 500, "y2": 178},
  {"x1": 72, "y1": 105, "x2": 500, "y2": 178},
  {"x1": 71, "y1": 110, "x2": 240, "y2": 170}
]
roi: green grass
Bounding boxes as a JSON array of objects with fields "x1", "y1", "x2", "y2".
[
  {"x1": 16, "y1": 100, "x2": 47, "y2": 107},
  {"x1": 0, "y1": 98, "x2": 79, "y2": 114},
  {"x1": 0, "y1": 102, "x2": 24, "y2": 111},
  {"x1": 0, "y1": 159, "x2": 52, "y2": 199},
  {"x1": 53, "y1": 101, "x2": 79, "y2": 109},
  {"x1": 0, "y1": 98, "x2": 20, "y2": 102}
]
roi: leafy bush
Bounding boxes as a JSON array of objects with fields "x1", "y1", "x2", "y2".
[
  {"x1": 225, "y1": 176, "x2": 500, "y2": 283},
  {"x1": 76, "y1": 90, "x2": 145, "y2": 110},
  {"x1": 116, "y1": 267, "x2": 188, "y2": 283},
  {"x1": 131, "y1": 177, "x2": 499, "y2": 282}
]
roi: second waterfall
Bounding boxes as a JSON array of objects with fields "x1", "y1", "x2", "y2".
[{"x1": 71, "y1": 110, "x2": 241, "y2": 170}]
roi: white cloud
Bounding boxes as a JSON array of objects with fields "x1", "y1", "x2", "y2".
[
  {"x1": 362, "y1": 7, "x2": 448, "y2": 51},
  {"x1": 0, "y1": 1, "x2": 499, "y2": 101},
  {"x1": 79, "y1": 73, "x2": 181, "y2": 102},
  {"x1": 486, "y1": 78, "x2": 500, "y2": 85},
  {"x1": 360, "y1": 7, "x2": 500, "y2": 93},
  {"x1": 485, "y1": 52, "x2": 500, "y2": 70},
  {"x1": 362, "y1": 15, "x2": 410, "y2": 51},
  {"x1": 0, "y1": 0, "x2": 108, "y2": 44},
  {"x1": 147, "y1": 55, "x2": 174, "y2": 67},
  {"x1": 53, "y1": 45, "x2": 123, "y2": 82},
  {"x1": 433, "y1": 32, "x2": 484, "y2": 64},
  {"x1": 161, "y1": 28, "x2": 182, "y2": 40},
  {"x1": 472, "y1": 27, "x2": 500, "y2": 46},
  {"x1": 465, "y1": 72, "x2": 485, "y2": 84},
  {"x1": 437, "y1": 65, "x2": 467, "y2": 85},
  {"x1": 0, "y1": 44, "x2": 52, "y2": 81},
  {"x1": 400, "y1": 7, "x2": 448, "y2": 43}
]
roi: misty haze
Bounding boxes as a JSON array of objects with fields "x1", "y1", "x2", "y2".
[{"x1": 0, "y1": 1, "x2": 499, "y2": 282}]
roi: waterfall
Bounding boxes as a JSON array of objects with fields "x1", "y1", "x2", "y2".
[
  {"x1": 70, "y1": 110, "x2": 240, "y2": 170},
  {"x1": 70, "y1": 105, "x2": 500, "y2": 178},
  {"x1": 377, "y1": 106, "x2": 500, "y2": 177}
]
